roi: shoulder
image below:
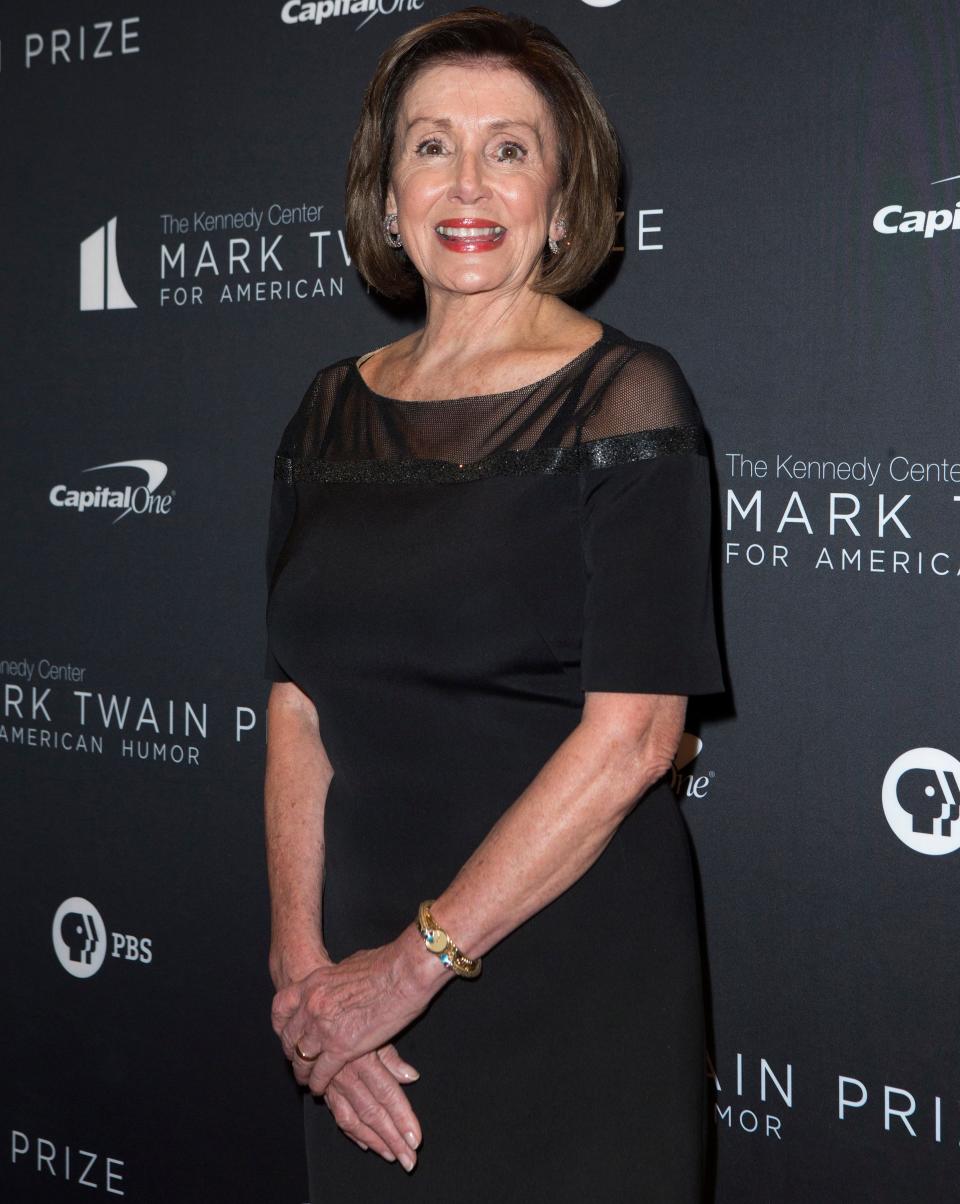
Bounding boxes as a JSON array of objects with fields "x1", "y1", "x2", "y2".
[
  {"x1": 597, "y1": 324, "x2": 695, "y2": 393},
  {"x1": 272, "y1": 356, "x2": 357, "y2": 459},
  {"x1": 282, "y1": 355, "x2": 358, "y2": 421},
  {"x1": 583, "y1": 326, "x2": 703, "y2": 440},
  {"x1": 304, "y1": 354, "x2": 358, "y2": 397}
]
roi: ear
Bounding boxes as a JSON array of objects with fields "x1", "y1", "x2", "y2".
[{"x1": 385, "y1": 185, "x2": 398, "y2": 217}]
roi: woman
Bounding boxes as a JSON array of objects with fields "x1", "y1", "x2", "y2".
[{"x1": 263, "y1": 7, "x2": 725, "y2": 1200}]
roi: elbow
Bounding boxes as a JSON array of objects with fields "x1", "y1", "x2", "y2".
[
  {"x1": 582, "y1": 726, "x2": 680, "y2": 821},
  {"x1": 580, "y1": 692, "x2": 686, "y2": 816},
  {"x1": 596, "y1": 736, "x2": 676, "y2": 820},
  {"x1": 640, "y1": 745, "x2": 678, "y2": 790},
  {"x1": 585, "y1": 736, "x2": 674, "y2": 823}
]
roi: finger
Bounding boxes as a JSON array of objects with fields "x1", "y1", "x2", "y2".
[
  {"x1": 323, "y1": 1087, "x2": 381, "y2": 1158},
  {"x1": 325, "y1": 1093, "x2": 378, "y2": 1155},
  {"x1": 349, "y1": 1121, "x2": 397, "y2": 1163},
  {"x1": 307, "y1": 1048, "x2": 350, "y2": 1097},
  {"x1": 332, "y1": 1083, "x2": 407, "y2": 1165},
  {"x1": 333, "y1": 1070, "x2": 417, "y2": 1171},
  {"x1": 272, "y1": 1000, "x2": 298, "y2": 1039},
  {"x1": 271, "y1": 986, "x2": 301, "y2": 1032},
  {"x1": 281, "y1": 1013, "x2": 317, "y2": 1064},
  {"x1": 291, "y1": 1041, "x2": 324, "y2": 1087},
  {"x1": 358, "y1": 1057, "x2": 422, "y2": 1152},
  {"x1": 279, "y1": 1014, "x2": 299, "y2": 1060},
  {"x1": 376, "y1": 1043, "x2": 421, "y2": 1084}
]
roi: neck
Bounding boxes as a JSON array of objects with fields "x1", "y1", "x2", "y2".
[{"x1": 413, "y1": 286, "x2": 569, "y2": 364}]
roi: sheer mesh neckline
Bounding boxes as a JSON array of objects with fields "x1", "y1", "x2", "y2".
[
  {"x1": 274, "y1": 323, "x2": 705, "y2": 480},
  {"x1": 351, "y1": 322, "x2": 611, "y2": 406}
]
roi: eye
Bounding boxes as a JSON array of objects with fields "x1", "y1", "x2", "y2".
[
  {"x1": 495, "y1": 141, "x2": 528, "y2": 163},
  {"x1": 414, "y1": 138, "x2": 446, "y2": 156}
]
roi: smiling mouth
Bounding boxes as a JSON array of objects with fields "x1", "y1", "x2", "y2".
[{"x1": 435, "y1": 225, "x2": 506, "y2": 239}]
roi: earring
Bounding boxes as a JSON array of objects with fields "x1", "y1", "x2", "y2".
[
  {"x1": 547, "y1": 218, "x2": 568, "y2": 255},
  {"x1": 384, "y1": 212, "x2": 403, "y2": 249}
]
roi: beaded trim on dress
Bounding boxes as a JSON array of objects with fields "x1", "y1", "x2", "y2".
[
  {"x1": 275, "y1": 425, "x2": 705, "y2": 484},
  {"x1": 271, "y1": 322, "x2": 708, "y2": 484}
]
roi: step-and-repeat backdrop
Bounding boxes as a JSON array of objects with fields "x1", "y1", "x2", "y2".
[{"x1": 2, "y1": 2, "x2": 956, "y2": 1201}]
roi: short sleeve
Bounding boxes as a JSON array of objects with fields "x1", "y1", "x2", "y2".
[
  {"x1": 263, "y1": 472, "x2": 297, "y2": 682},
  {"x1": 261, "y1": 364, "x2": 346, "y2": 683},
  {"x1": 578, "y1": 346, "x2": 725, "y2": 695}
]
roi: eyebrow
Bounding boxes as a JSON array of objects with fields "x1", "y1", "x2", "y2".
[{"x1": 403, "y1": 116, "x2": 543, "y2": 149}]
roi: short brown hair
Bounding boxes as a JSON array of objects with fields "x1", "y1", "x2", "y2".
[{"x1": 345, "y1": 6, "x2": 621, "y2": 300}]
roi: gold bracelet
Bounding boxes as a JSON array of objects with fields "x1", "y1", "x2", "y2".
[{"x1": 416, "y1": 899, "x2": 482, "y2": 979}]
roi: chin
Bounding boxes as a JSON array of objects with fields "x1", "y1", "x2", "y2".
[{"x1": 433, "y1": 267, "x2": 520, "y2": 294}]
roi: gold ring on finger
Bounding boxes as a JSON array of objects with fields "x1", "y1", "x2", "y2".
[{"x1": 295, "y1": 1038, "x2": 320, "y2": 1062}]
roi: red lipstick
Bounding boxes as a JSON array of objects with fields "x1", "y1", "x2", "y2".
[{"x1": 434, "y1": 217, "x2": 507, "y2": 253}]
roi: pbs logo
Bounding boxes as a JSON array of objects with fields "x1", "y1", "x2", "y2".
[
  {"x1": 52, "y1": 897, "x2": 107, "y2": 978},
  {"x1": 52, "y1": 896, "x2": 153, "y2": 977},
  {"x1": 882, "y1": 748, "x2": 960, "y2": 855}
]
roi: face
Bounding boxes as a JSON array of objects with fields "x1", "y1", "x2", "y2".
[{"x1": 385, "y1": 61, "x2": 565, "y2": 297}]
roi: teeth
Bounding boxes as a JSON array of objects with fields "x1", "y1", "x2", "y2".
[{"x1": 436, "y1": 225, "x2": 504, "y2": 237}]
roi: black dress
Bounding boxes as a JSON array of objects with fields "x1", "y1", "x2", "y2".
[{"x1": 263, "y1": 321, "x2": 725, "y2": 1202}]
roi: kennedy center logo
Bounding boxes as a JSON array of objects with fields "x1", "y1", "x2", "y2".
[
  {"x1": 882, "y1": 748, "x2": 960, "y2": 855},
  {"x1": 80, "y1": 216, "x2": 137, "y2": 311}
]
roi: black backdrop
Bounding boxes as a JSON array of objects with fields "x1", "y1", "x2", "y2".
[{"x1": 2, "y1": 2, "x2": 958, "y2": 1201}]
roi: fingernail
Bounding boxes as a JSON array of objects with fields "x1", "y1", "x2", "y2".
[
  {"x1": 380, "y1": 1150, "x2": 396, "y2": 1163},
  {"x1": 399, "y1": 1151, "x2": 415, "y2": 1172},
  {"x1": 400, "y1": 1063, "x2": 420, "y2": 1081},
  {"x1": 357, "y1": 1142, "x2": 368, "y2": 1151},
  {"x1": 405, "y1": 1129, "x2": 420, "y2": 1150}
]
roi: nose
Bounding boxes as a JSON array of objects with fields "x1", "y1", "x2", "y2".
[{"x1": 448, "y1": 148, "x2": 490, "y2": 205}]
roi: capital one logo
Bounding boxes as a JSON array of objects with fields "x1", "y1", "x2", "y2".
[
  {"x1": 52, "y1": 897, "x2": 107, "y2": 978},
  {"x1": 280, "y1": 0, "x2": 426, "y2": 30},
  {"x1": 49, "y1": 459, "x2": 174, "y2": 522},
  {"x1": 670, "y1": 732, "x2": 715, "y2": 799},
  {"x1": 882, "y1": 748, "x2": 960, "y2": 855},
  {"x1": 80, "y1": 215, "x2": 137, "y2": 310},
  {"x1": 873, "y1": 174, "x2": 960, "y2": 239}
]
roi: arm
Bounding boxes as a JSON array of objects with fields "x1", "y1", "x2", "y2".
[
  {"x1": 264, "y1": 680, "x2": 332, "y2": 988},
  {"x1": 400, "y1": 689, "x2": 688, "y2": 991},
  {"x1": 284, "y1": 690, "x2": 687, "y2": 1092},
  {"x1": 265, "y1": 680, "x2": 424, "y2": 1170}
]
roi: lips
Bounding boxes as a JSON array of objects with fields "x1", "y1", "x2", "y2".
[
  {"x1": 434, "y1": 218, "x2": 507, "y2": 250},
  {"x1": 435, "y1": 224, "x2": 505, "y2": 238}
]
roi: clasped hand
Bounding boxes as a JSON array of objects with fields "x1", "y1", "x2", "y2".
[{"x1": 272, "y1": 945, "x2": 429, "y2": 1170}]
